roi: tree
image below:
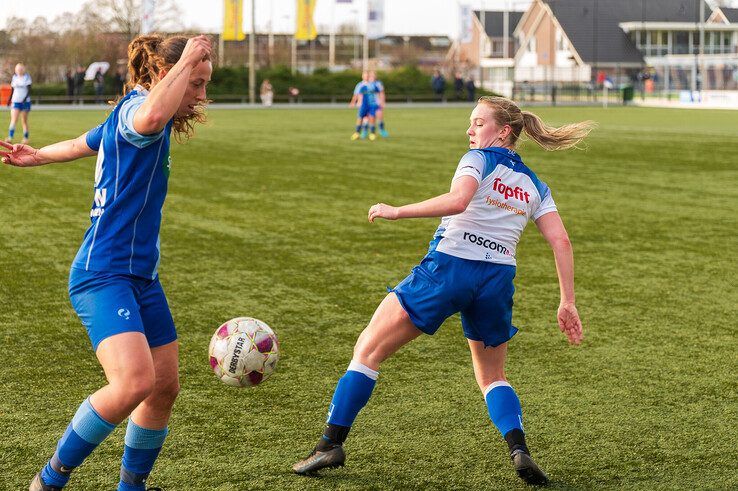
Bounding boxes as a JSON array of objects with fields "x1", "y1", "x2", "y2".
[{"x1": 82, "y1": 0, "x2": 185, "y2": 40}]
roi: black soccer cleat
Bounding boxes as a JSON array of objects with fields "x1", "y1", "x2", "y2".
[
  {"x1": 511, "y1": 449, "x2": 549, "y2": 486},
  {"x1": 292, "y1": 445, "x2": 346, "y2": 475},
  {"x1": 29, "y1": 473, "x2": 62, "y2": 491}
]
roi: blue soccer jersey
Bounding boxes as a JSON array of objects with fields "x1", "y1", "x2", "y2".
[{"x1": 72, "y1": 88, "x2": 173, "y2": 279}]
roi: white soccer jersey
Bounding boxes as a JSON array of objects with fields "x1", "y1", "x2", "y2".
[
  {"x1": 432, "y1": 148, "x2": 557, "y2": 266},
  {"x1": 11, "y1": 73, "x2": 32, "y2": 103}
]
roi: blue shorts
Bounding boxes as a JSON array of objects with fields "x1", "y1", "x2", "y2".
[
  {"x1": 390, "y1": 251, "x2": 517, "y2": 348},
  {"x1": 358, "y1": 104, "x2": 376, "y2": 119},
  {"x1": 12, "y1": 101, "x2": 31, "y2": 111},
  {"x1": 69, "y1": 268, "x2": 177, "y2": 351}
]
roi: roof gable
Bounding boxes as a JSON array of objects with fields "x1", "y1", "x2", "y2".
[
  {"x1": 474, "y1": 11, "x2": 525, "y2": 38},
  {"x1": 719, "y1": 7, "x2": 738, "y2": 23},
  {"x1": 541, "y1": 0, "x2": 711, "y2": 64}
]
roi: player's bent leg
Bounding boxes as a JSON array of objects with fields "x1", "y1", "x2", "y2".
[
  {"x1": 32, "y1": 333, "x2": 154, "y2": 490},
  {"x1": 7, "y1": 109, "x2": 19, "y2": 142},
  {"x1": 468, "y1": 340, "x2": 548, "y2": 486},
  {"x1": 118, "y1": 341, "x2": 179, "y2": 491},
  {"x1": 293, "y1": 293, "x2": 422, "y2": 475}
]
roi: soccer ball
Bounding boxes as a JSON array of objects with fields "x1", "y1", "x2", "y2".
[{"x1": 208, "y1": 317, "x2": 279, "y2": 387}]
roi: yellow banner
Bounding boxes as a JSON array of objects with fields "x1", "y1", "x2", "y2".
[
  {"x1": 223, "y1": 0, "x2": 245, "y2": 41},
  {"x1": 295, "y1": 0, "x2": 318, "y2": 41}
]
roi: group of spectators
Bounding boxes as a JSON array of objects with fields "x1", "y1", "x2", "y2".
[
  {"x1": 431, "y1": 69, "x2": 477, "y2": 103},
  {"x1": 64, "y1": 65, "x2": 127, "y2": 104}
]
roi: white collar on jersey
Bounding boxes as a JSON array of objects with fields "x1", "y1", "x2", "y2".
[{"x1": 133, "y1": 84, "x2": 150, "y2": 95}]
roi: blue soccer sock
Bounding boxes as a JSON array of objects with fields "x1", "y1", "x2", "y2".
[
  {"x1": 370, "y1": 125, "x2": 376, "y2": 134},
  {"x1": 117, "y1": 419, "x2": 169, "y2": 491},
  {"x1": 379, "y1": 121, "x2": 385, "y2": 130},
  {"x1": 361, "y1": 123, "x2": 368, "y2": 134},
  {"x1": 40, "y1": 398, "x2": 116, "y2": 488},
  {"x1": 326, "y1": 360, "x2": 378, "y2": 429},
  {"x1": 355, "y1": 124, "x2": 362, "y2": 132},
  {"x1": 8, "y1": 125, "x2": 15, "y2": 139},
  {"x1": 485, "y1": 381, "x2": 524, "y2": 438},
  {"x1": 23, "y1": 130, "x2": 29, "y2": 139}
]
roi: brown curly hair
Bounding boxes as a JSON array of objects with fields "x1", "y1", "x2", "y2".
[{"x1": 125, "y1": 34, "x2": 210, "y2": 142}]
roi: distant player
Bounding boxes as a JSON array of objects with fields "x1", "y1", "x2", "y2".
[
  {"x1": 6, "y1": 63, "x2": 32, "y2": 144},
  {"x1": 292, "y1": 96, "x2": 594, "y2": 485},
  {"x1": 368, "y1": 71, "x2": 388, "y2": 138},
  {"x1": 349, "y1": 71, "x2": 377, "y2": 141},
  {"x1": 2, "y1": 34, "x2": 212, "y2": 491}
]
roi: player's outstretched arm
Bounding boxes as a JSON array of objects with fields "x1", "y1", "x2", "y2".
[
  {"x1": 535, "y1": 211, "x2": 583, "y2": 345},
  {"x1": 133, "y1": 35, "x2": 211, "y2": 135},
  {"x1": 368, "y1": 175, "x2": 478, "y2": 222},
  {"x1": 1, "y1": 134, "x2": 96, "y2": 167}
]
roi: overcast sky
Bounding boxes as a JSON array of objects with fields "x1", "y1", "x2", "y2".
[{"x1": 2, "y1": 0, "x2": 535, "y2": 37}]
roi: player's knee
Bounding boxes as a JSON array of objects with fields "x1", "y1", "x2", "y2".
[
  {"x1": 154, "y1": 378, "x2": 180, "y2": 407},
  {"x1": 115, "y1": 373, "x2": 156, "y2": 407}
]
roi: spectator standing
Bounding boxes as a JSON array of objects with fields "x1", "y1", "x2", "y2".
[
  {"x1": 73, "y1": 65, "x2": 85, "y2": 105},
  {"x1": 260, "y1": 78, "x2": 273, "y2": 106},
  {"x1": 65, "y1": 70, "x2": 75, "y2": 103},
  {"x1": 93, "y1": 68, "x2": 105, "y2": 104},
  {"x1": 454, "y1": 72, "x2": 464, "y2": 100},
  {"x1": 466, "y1": 77, "x2": 476, "y2": 102},
  {"x1": 113, "y1": 66, "x2": 126, "y2": 96},
  {"x1": 431, "y1": 70, "x2": 446, "y2": 103}
]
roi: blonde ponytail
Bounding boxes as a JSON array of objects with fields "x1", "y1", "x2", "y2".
[{"x1": 477, "y1": 96, "x2": 595, "y2": 151}]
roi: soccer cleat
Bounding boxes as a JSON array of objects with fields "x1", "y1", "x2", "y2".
[
  {"x1": 22, "y1": 138, "x2": 29, "y2": 145},
  {"x1": 292, "y1": 445, "x2": 346, "y2": 475},
  {"x1": 368, "y1": 133, "x2": 377, "y2": 141},
  {"x1": 29, "y1": 473, "x2": 62, "y2": 491},
  {"x1": 379, "y1": 129, "x2": 389, "y2": 138},
  {"x1": 511, "y1": 450, "x2": 549, "y2": 486},
  {"x1": 351, "y1": 132, "x2": 360, "y2": 140}
]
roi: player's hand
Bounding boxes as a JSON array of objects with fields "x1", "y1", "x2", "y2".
[
  {"x1": 368, "y1": 203, "x2": 399, "y2": 222},
  {"x1": 0, "y1": 141, "x2": 43, "y2": 167},
  {"x1": 181, "y1": 35, "x2": 212, "y2": 68},
  {"x1": 557, "y1": 302, "x2": 583, "y2": 345}
]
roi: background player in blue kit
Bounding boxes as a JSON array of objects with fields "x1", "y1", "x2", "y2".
[
  {"x1": 368, "y1": 71, "x2": 388, "y2": 138},
  {"x1": 293, "y1": 96, "x2": 594, "y2": 485},
  {"x1": 6, "y1": 63, "x2": 33, "y2": 144},
  {"x1": 349, "y1": 71, "x2": 377, "y2": 141},
  {"x1": 2, "y1": 34, "x2": 212, "y2": 491}
]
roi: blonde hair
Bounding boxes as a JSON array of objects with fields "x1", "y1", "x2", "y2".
[
  {"x1": 125, "y1": 34, "x2": 210, "y2": 142},
  {"x1": 477, "y1": 96, "x2": 595, "y2": 151}
]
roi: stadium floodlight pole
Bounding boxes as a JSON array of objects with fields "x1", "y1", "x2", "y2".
[
  {"x1": 249, "y1": 0, "x2": 256, "y2": 105},
  {"x1": 330, "y1": 0, "x2": 336, "y2": 69},
  {"x1": 363, "y1": 1, "x2": 369, "y2": 71},
  {"x1": 699, "y1": 0, "x2": 705, "y2": 94},
  {"x1": 480, "y1": 0, "x2": 486, "y2": 89}
]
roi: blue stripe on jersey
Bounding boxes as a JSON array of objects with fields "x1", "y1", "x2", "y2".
[
  {"x1": 478, "y1": 147, "x2": 550, "y2": 200},
  {"x1": 73, "y1": 90, "x2": 173, "y2": 279}
]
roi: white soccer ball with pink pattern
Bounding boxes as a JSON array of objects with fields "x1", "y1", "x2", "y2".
[{"x1": 208, "y1": 317, "x2": 279, "y2": 387}]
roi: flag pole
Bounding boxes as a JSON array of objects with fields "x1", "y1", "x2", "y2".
[
  {"x1": 329, "y1": 0, "x2": 336, "y2": 69},
  {"x1": 249, "y1": 0, "x2": 256, "y2": 104}
]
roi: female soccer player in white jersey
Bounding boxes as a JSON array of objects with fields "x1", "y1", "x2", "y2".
[
  {"x1": 1, "y1": 34, "x2": 211, "y2": 491},
  {"x1": 6, "y1": 62, "x2": 33, "y2": 144},
  {"x1": 292, "y1": 96, "x2": 594, "y2": 485}
]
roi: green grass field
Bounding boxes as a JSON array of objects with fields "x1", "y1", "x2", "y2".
[{"x1": 0, "y1": 105, "x2": 736, "y2": 490}]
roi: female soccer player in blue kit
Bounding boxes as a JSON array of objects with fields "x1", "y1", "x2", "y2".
[
  {"x1": 1, "y1": 34, "x2": 212, "y2": 491},
  {"x1": 293, "y1": 96, "x2": 593, "y2": 485}
]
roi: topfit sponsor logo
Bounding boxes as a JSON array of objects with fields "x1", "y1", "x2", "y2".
[
  {"x1": 493, "y1": 178, "x2": 530, "y2": 203},
  {"x1": 463, "y1": 232, "x2": 513, "y2": 257}
]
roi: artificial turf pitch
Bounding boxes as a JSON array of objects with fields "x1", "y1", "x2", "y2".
[{"x1": 0, "y1": 106, "x2": 736, "y2": 490}]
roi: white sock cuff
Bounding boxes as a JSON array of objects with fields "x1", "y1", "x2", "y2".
[
  {"x1": 348, "y1": 360, "x2": 379, "y2": 380},
  {"x1": 483, "y1": 380, "x2": 512, "y2": 398}
]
